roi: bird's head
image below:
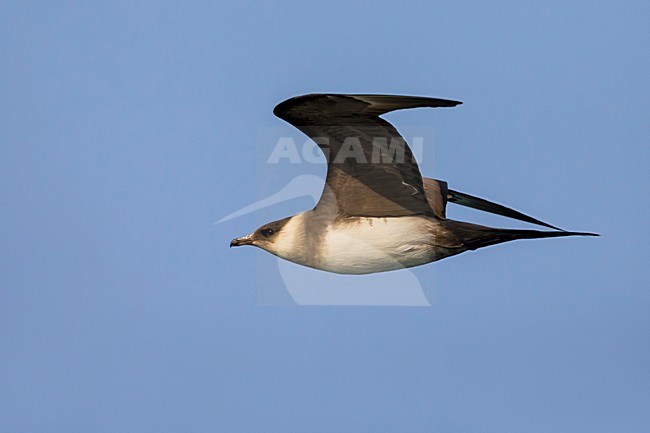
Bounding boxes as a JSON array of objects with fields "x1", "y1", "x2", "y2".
[{"x1": 230, "y1": 216, "x2": 294, "y2": 255}]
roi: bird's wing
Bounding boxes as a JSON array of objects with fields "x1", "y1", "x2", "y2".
[
  {"x1": 422, "y1": 178, "x2": 449, "y2": 219},
  {"x1": 273, "y1": 94, "x2": 461, "y2": 217},
  {"x1": 422, "y1": 176, "x2": 562, "y2": 230},
  {"x1": 446, "y1": 189, "x2": 562, "y2": 230}
]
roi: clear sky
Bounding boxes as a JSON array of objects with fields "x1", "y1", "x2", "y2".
[{"x1": 1, "y1": 1, "x2": 649, "y2": 432}]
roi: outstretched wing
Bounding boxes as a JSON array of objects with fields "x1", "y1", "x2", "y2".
[
  {"x1": 422, "y1": 176, "x2": 562, "y2": 230},
  {"x1": 273, "y1": 94, "x2": 462, "y2": 217},
  {"x1": 447, "y1": 189, "x2": 562, "y2": 230}
]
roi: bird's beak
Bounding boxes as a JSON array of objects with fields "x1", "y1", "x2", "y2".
[{"x1": 230, "y1": 234, "x2": 254, "y2": 247}]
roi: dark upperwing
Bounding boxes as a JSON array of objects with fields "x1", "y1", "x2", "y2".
[
  {"x1": 274, "y1": 94, "x2": 461, "y2": 217},
  {"x1": 422, "y1": 177, "x2": 562, "y2": 230}
]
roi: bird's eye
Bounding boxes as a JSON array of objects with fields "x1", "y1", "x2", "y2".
[{"x1": 261, "y1": 228, "x2": 275, "y2": 237}]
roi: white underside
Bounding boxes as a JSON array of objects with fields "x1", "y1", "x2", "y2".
[{"x1": 319, "y1": 216, "x2": 437, "y2": 274}]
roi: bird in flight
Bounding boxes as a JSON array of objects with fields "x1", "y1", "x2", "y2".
[{"x1": 230, "y1": 94, "x2": 597, "y2": 274}]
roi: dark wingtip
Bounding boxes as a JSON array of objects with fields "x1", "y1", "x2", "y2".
[
  {"x1": 561, "y1": 231, "x2": 600, "y2": 237},
  {"x1": 273, "y1": 93, "x2": 463, "y2": 118},
  {"x1": 273, "y1": 93, "x2": 323, "y2": 119},
  {"x1": 447, "y1": 189, "x2": 562, "y2": 231},
  {"x1": 427, "y1": 97, "x2": 462, "y2": 107},
  {"x1": 273, "y1": 97, "x2": 294, "y2": 118}
]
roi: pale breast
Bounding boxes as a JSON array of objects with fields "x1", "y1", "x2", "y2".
[{"x1": 318, "y1": 216, "x2": 438, "y2": 274}]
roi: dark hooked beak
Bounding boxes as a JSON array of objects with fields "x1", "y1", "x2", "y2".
[{"x1": 230, "y1": 235, "x2": 253, "y2": 247}]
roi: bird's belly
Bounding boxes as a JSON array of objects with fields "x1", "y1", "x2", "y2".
[{"x1": 318, "y1": 217, "x2": 437, "y2": 274}]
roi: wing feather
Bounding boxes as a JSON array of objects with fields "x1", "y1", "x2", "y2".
[{"x1": 273, "y1": 94, "x2": 461, "y2": 217}]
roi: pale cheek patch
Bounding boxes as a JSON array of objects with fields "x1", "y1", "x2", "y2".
[{"x1": 265, "y1": 213, "x2": 305, "y2": 259}]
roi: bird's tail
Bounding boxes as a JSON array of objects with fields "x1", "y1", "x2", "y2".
[{"x1": 462, "y1": 227, "x2": 599, "y2": 251}]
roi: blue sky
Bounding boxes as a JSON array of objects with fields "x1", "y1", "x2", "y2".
[{"x1": 1, "y1": 1, "x2": 649, "y2": 432}]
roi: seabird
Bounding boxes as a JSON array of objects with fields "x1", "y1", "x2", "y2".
[{"x1": 230, "y1": 94, "x2": 597, "y2": 274}]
